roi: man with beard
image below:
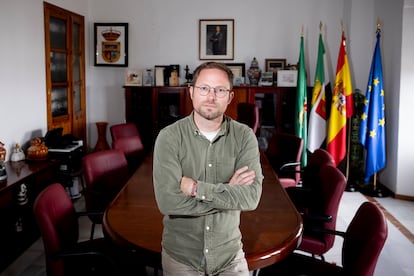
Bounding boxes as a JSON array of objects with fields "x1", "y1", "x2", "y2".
[{"x1": 153, "y1": 62, "x2": 263, "y2": 275}]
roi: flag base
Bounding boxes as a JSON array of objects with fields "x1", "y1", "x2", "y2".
[
  {"x1": 359, "y1": 183, "x2": 389, "y2": 198},
  {"x1": 346, "y1": 182, "x2": 358, "y2": 192}
]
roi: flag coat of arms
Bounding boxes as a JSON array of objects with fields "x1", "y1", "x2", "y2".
[
  {"x1": 359, "y1": 32, "x2": 386, "y2": 183},
  {"x1": 327, "y1": 32, "x2": 354, "y2": 166},
  {"x1": 308, "y1": 33, "x2": 328, "y2": 153}
]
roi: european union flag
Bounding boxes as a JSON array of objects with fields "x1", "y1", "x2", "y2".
[{"x1": 359, "y1": 32, "x2": 386, "y2": 183}]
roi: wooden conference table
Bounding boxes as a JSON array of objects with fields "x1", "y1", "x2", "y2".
[{"x1": 103, "y1": 152, "x2": 303, "y2": 271}]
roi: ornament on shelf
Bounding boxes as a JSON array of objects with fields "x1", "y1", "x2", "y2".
[
  {"x1": 0, "y1": 141, "x2": 6, "y2": 181},
  {"x1": 247, "y1": 57, "x2": 261, "y2": 86},
  {"x1": 11, "y1": 143, "x2": 25, "y2": 162}
]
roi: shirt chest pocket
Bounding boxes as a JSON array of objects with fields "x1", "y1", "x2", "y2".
[{"x1": 216, "y1": 157, "x2": 236, "y2": 183}]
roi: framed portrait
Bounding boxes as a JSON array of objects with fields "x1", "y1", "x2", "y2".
[
  {"x1": 94, "y1": 23, "x2": 128, "y2": 67},
  {"x1": 199, "y1": 19, "x2": 234, "y2": 60},
  {"x1": 265, "y1": 58, "x2": 286, "y2": 84}
]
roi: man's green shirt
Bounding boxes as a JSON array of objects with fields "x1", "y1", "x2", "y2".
[{"x1": 153, "y1": 113, "x2": 263, "y2": 274}]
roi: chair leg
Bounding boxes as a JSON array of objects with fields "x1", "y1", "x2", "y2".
[
  {"x1": 252, "y1": 269, "x2": 260, "y2": 276},
  {"x1": 90, "y1": 223, "x2": 95, "y2": 240}
]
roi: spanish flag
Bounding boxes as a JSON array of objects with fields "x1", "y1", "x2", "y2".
[{"x1": 327, "y1": 32, "x2": 354, "y2": 166}]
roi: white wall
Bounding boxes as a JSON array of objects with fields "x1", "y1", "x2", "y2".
[
  {"x1": 397, "y1": 0, "x2": 414, "y2": 196},
  {"x1": 0, "y1": 0, "x2": 412, "y2": 197}
]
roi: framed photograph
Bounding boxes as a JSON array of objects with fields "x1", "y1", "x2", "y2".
[
  {"x1": 155, "y1": 65, "x2": 168, "y2": 86},
  {"x1": 259, "y1": 72, "x2": 273, "y2": 86},
  {"x1": 265, "y1": 58, "x2": 286, "y2": 84},
  {"x1": 199, "y1": 19, "x2": 234, "y2": 60},
  {"x1": 225, "y1": 63, "x2": 245, "y2": 78},
  {"x1": 125, "y1": 69, "x2": 142, "y2": 86},
  {"x1": 277, "y1": 70, "x2": 298, "y2": 87},
  {"x1": 94, "y1": 23, "x2": 128, "y2": 67}
]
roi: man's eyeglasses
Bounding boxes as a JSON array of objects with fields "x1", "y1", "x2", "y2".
[{"x1": 194, "y1": 85, "x2": 230, "y2": 98}]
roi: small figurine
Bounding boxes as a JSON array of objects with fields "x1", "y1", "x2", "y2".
[
  {"x1": 11, "y1": 143, "x2": 25, "y2": 162},
  {"x1": 184, "y1": 65, "x2": 193, "y2": 85},
  {"x1": 0, "y1": 141, "x2": 5, "y2": 161}
]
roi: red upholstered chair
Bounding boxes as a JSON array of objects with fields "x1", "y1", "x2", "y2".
[
  {"x1": 296, "y1": 164, "x2": 347, "y2": 259},
  {"x1": 110, "y1": 122, "x2": 146, "y2": 173},
  {"x1": 82, "y1": 149, "x2": 130, "y2": 240},
  {"x1": 285, "y1": 149, "x2": 335, "y2": 214},
  {"x1": 110, "y1": 122, "x2": 140, "y2": 141},
  {"x1": 112, "y1": 136, "x2": 145, "y2": 174},
  {"x1": 258, "y1": 201, "x2": 388, "y2": 276},
  {"x1": 33, "y1": 183, "x2": 120, "y2": 276},
  {"x1": 265, "y1": 132, "x2": 304, "y2": 188},
  {"x1": 236, "y1": 102, "x2": 260, "y2": 134}
]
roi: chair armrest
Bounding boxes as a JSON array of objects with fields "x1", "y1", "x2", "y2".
[
  {"x1": 302, "y1": 213, "x2": 333, "y2": 223},
  {"x1": 280, "y1": 162, "x2": 301, "y2": 172},
  {"x1": 76, "y1": 211, "x2": 104, "y2": 218}
]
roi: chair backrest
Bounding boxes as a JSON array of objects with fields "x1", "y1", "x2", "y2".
[
  {"x1": 112, "y1": 136, "x2": 145, "y2": 173},
  {"x1": 110, "y1": 122, "x2": 140, "y2": 141},
  {"x1": 342, "y1": 201, "x2": 388, "y2": 276},
  {"x1": 33, "y1": 183, "x2": 79, "y2": 276},
  {"x1": 298, "y1": 164, "x2": 347, "y2": 255},
  {"x1": 82, "y1": 149, "x2": 130, "y2": 215},
  {"x1": 301, "y1": 148, "x2": 335, "y2": 189},
  {"x1": 236, "y1": 102, "x2": 259, "y2": 133},
  {"x1": 266, "y1": 132, "x2": 304, "y2": 188}
]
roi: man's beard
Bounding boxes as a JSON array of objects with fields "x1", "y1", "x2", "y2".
[{"x1": 194, "y1": 105, "x2": 222, "y2": 121}]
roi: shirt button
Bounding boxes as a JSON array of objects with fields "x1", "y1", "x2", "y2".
[
  {"x1": 201, "y1": 195, "x2": 206, "y2": 200},
  {"x1": 205, "y1": 249, "x2": 209, "y2": 253},
  {"x1": 208, "y1": 163, "x2": 212, "y2": 167},
  {"x1": 206, "y1": 226, "x2": 210, "y2": 231}
]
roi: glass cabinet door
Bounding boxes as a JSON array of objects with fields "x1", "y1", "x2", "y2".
[{"x1": 44, "y1": 2, "x2": 86, "y2": 143}]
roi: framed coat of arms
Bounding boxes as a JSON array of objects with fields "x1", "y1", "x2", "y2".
[{"x1": 94, "y1": 23, "x2": 128, "y2": 67}]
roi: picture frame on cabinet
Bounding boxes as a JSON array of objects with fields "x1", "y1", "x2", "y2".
[
  {"x1": 199, "y1": 19, "x2": 234, "y2": 60},
  {"x1": 265, "y1": 58, "x2": 286, "y2": 84},
  {"x1": 94, "y1": 23, "x2": 128, "y2": 67},
  {"x1": 277, "y1": 70, "x2": 298, "y2": 87},
  {"x1": 155, "y1": 65, "x2": 167, "y2": 86},
  {"x1": 125, "y1": 69, "x2": 142, "y2": 86},
  {"x1": 225, "y1": 63, "x2": 245, "y2": 78}
]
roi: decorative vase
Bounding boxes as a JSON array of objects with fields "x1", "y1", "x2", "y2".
[
  {"x1": 247, "y1": 57, "x2": 261, "y2": 86},
  {"x1": 93, "y1": 121, "x2": 110, "y2": 152},
  {"x1": 27, "y1": 138, "x2": 48, "y2": 161}
]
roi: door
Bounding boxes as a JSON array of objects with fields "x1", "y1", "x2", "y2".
[{"x1": 44, "y1": 3, "x2": 86, "y2": 142}]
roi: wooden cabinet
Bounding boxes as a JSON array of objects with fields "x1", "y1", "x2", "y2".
[
  {"x1": 0, "y1": 160, "x2": 58, "y2": 272},
  {"x1": 125, "y1": 86, "x2": 188, "y2": 150},
  {"x1": 124, "y1": 86, "x2": 295, "y2": 149},
  {"x1": 44, "y1": 3, "x2": 86, "y2": 143}
]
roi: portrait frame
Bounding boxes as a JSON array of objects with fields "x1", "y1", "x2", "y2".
[
  {"x1": 94, "y1": 23, "x2": 128, "y2": 67},
  {"x1": 199, "y1": 19, "x2": 234, "y2": 60},
  {"x1": 265, "y1": 58, "x2": 286, "y2": 84}
]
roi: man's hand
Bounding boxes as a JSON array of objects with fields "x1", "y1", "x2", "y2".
[
  {"x1": 180, "y1": 176, "x2": 195, "y2": 196},
  {"x1": 228, "y1": 166, "x2": 256, "y2": 186}
]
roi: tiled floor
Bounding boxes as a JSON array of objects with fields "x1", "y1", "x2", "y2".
[{"x1": 1, "y1": 190, "x2": 414, "y2": 276}]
